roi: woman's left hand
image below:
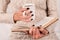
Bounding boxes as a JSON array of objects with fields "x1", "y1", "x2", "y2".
[{"x1": 24, "y1": 26, "x2": 49, "y2": 39}]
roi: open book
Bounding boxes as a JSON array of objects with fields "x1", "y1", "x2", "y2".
[{"x1": 12, "y1": 17, "x2": 58, "y2": 32}]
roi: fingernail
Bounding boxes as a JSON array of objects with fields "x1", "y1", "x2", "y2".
[
  {"x1": 30, "y1": 11, "x2": 32, "y2": 13},
  {"x1": 31, "y1": 14, "x2": 34, "y2": 16},
  {"x1": 47, "y1": 32, "x2": 49, "y2": 34},
  {"x1": 31, "y1": 19, "x2": 33, "y2": 21},
  {"x1": 27, "y1": 8, "x2": 29, "y2": 10},
  {"x1": 27, "y1": 31, "x2": 29, "y2": 34},
  {"x1": 40, "y1": 31, "x2": 43, "y2": 34},
  {"x1": 32, "y1": 25, "x2": 35, "y2": 26},
  {"x1": 37, "y1": 27, "x2": 40, "y2": 29}
]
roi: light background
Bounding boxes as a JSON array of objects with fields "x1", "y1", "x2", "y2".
[
  {"x1": 54, "y1": 0, "x2": 60, "y2": 40},
  {"x1": 57, "y1": 0, "x2": 60, "y2": 17}
]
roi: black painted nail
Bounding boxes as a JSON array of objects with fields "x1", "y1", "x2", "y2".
[
  {"x1": 27, "y1": 8, "x2": 29, "y2": 10},
  {"x1": 37, "y1": 27, "x2": 40, "y2": 29},
  {"x1": 31, "y1": 19, "x2": 33, "y2": 21},
  {"x1": 31, "y1": 14, "x2": 34, "y2": 16},
  {"x1": 40, "y1": 31, "x2": 43, "y2": 34},
  {"x1": 48, "y1": 32, "x2": 49, "y2": 34},
  {"x1": 27, "y1": 31, "x2": 29, "y2": 34},
  {"x1": 30, "y1": 11, "x2": 32, "y2": 13},
  {"x1": 32, "y1": 25, "x2": 35, "y2": 26}
]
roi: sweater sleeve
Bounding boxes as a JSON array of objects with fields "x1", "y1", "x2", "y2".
[{"x1": 0, "y1": 0, "x2": 14, "y2": 24}]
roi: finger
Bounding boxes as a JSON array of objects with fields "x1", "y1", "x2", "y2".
[
  {"x1": 15, "y1": 8, "x2": 29, "y2": 15},
  {"x1": 39, "y1": 28, "x2": 49, "y2": 35},
  {"x1": 35, "y1": 28, "x2": 40, "y2": 39},
  {"x1": 23, "y1": 19, "x2": 31, "y2": 22},
  {"x1": 25, "y1": 11, "x2": 32, "y2": 16},
  {"x1": 20, "y1": 8, "x2": 29, "y2": 12},
  {"x1": 18, "y1": 13, "x2": 32, "y2": 22},
  {"x1": 18, "y1": 14, "x2": 31, "y2": 20},
  {"x1": 23, "y1": 18, "x2": 33, "y2": 22},
  {"x1": 29, "y1": 27, "x2": 34, "y2": 35},
  {"x1": 35, "y1": 28, "x2": 48, "y2": 38},
  {"x1": 25, "y1": 30, "x2": 29, "y2": 34},
  {"x1": 35, "y1": 28, "x2": 44, "y2": 39},
  {"x1": 19, "y1": 17, "x2": 31, "y2": 22},
  {"x1": 35, "y1": 27, "x2": 45, "y2": 38},
  {"x1": 39, "y1": 33, "x2": 44, "y2": 38},
  {"x1": 23, "y1": 14, "x2": 32, "y2": 19},
  {"x1": 32, "y1": 27, "x2": 36, "y2": 38},
  {"x1": 42, "y1": 29, "x2": 49, "y2": 35}
]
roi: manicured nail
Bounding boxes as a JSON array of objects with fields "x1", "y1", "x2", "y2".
[
  {"x1": 37, "y1": 27, "x2": 40, "y2": 29},
  {"x1": 27, "y1": 8, "x2": 29, "y2": 10},
  {"x1": 48, "y1": 32, "x2": 49, "y2": 34},
  {"x1": 31, "y1": 19, "x2": 33, "y2": 21},
  {"x1": 32, "y1": 25, "x2": 35, "y2": 26},
  {"x1": 31, "y1": 14, "x2": 34, "y2": 16},
  {"x1": 27, "y1": 31, "x2": 29, "y2": 34},
  {"x1": 30, "y1": 11, "x2": 32, "y2": 13},
  {"x1": 40, "y1": 31, "x2": 43, "y2": 34}
]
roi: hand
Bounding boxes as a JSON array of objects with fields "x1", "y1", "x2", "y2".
[
  {"x1": 13, "y1": 8, "x2": 33, "y2": 22},
  {"x1": 24, "y1": 26, "x2": 49, "y2": 39},
  {"x1": 29, "y1": 27, "x2": 49, "y2": 39}
]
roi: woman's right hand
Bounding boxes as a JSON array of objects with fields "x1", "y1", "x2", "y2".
[{"x1": 13, "y1": 8, "x2": 33, "y2": 22}]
